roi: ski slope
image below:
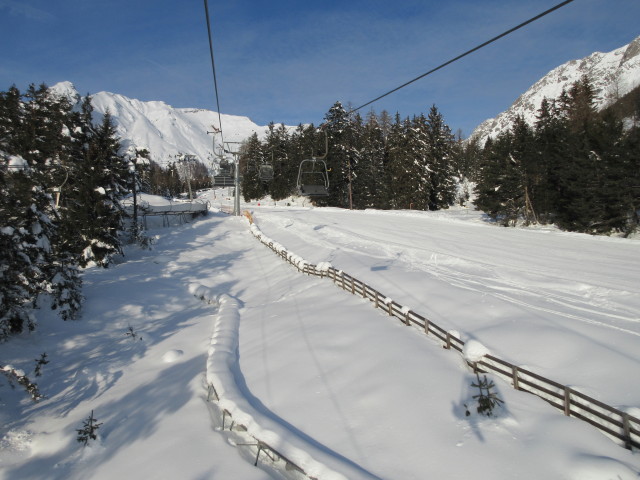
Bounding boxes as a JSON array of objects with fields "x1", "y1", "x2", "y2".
[
  {"x1": 1, "y1": 194, "x2": 639, "y2": 479},
  {"x1": 248, "y1": 204, "x2": 640, "y2": 408}
]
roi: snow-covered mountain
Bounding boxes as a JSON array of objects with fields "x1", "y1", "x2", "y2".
[
  {"x1": 470, "y1": 35, "x2": 640, "y2": 144},
  {"x1": 49, "y1": 81, "x2": 277, "y2": 169}
]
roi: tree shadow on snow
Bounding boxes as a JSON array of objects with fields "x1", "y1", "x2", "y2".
[{"x1": 5, "y1": 355, "x2": 206, "y2": 480}]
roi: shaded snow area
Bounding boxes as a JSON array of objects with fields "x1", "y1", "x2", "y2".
[{"x1": 1, "y1": 194, "x2": 639, "y2": 479}]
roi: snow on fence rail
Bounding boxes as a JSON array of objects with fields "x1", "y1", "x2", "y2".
[{"x1": 247, "y1": 220, "x2": 640, "y2": 452}]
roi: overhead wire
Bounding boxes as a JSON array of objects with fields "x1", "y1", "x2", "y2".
[
  {"x1": 348, "y1": 0, "x2": 575, "y2": 115},
  {"x1": 203, "y1": 0, "x2": 225, "y2": 148}
]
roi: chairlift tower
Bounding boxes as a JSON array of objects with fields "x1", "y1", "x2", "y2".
[{"x1": 224, "y1": 142, "x2": 242, "y2": 216}]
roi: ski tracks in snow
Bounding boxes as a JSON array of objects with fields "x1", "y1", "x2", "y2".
[{"x1": 254, "y1": 210, "x2": 640, "y2": 338}]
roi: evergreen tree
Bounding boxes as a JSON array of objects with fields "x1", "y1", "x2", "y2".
[
  {"x1": 240, "y1": 133, "x2": 266, "y2": 201},
  {"x1": 386, "y1": 114, "x2": 413, "y2": 209},
  {"x1": 64, "y1": 105, "x2": 128, "y2": 266},
  {"x1": 534, "y1": 97, "x2": 568, "y2": 223},
  {"x1": 0, "y1": 84, "x2": 83, "y2": 336},
  {"x1": 264, "y1": 123, "x2": 294, "y2": 200},
  {"x1": 424, "y1": 105, "x2": 456, "y2": 210},
  {"x1": 323, "y1": 102, "x2": 356, "y2": 208},
  {"x1": 352, "y1": 111, "x2": 389, "y2": 209}
]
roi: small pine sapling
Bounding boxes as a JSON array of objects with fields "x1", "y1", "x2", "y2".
[
  {"x1": 466, "y1": 371, "x2": 504, "y2": 417},
  {"x1": 125, "y1": 325, "x2": 142, "y2": 341},
  {"x1": 34, "y1": 353, "x2": 49, "y2": 377},
  {"x1": 77, "y1": 410, "x2": 103, "y2": 446}
]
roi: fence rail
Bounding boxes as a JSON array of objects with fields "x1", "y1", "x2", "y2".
[
  {"x1": 249, "y1": 223, "x2": 640, "y2": 451},
  {"x1": 204, "y1": 384, "x2": 313, "y2": 478}
]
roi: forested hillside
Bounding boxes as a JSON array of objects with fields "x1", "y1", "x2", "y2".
[
  {"x1": 240, "y1": 102, "x2": 468, "y2": 211},
  {"x1": 473, "y1": 77, "x2": 640, "y2": 235},
  {"x1": 240, "y1": 82, "x2": 640, "y2": 236}
]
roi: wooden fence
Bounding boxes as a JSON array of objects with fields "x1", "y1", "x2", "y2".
[
  {"x1": 204, "y1": 384, "x2": 312, "y2": 478},
  {"x1": 250, "y1": 226, "x2": 640, "y2": 451}
]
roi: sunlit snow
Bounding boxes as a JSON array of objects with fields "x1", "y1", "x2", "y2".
[{"x1": 1, "y1": 192, "x2": 639, "y2": 479}]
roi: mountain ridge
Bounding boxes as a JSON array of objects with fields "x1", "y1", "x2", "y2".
[
  {"x1": 470, "y1": 35, "x2": 640, "y2": 144},
  {"x1": 50, "y1": 81, "x2": 279, "y2": 170}
]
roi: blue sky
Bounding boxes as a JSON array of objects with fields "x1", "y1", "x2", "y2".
[{"x1": 1, "y1": 0, "x2": 639, "y2": 136}]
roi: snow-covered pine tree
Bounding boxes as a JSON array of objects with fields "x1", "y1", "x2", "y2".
[
  {"x1": 351, "y1": 111, "x2": 388, "y2": 209},
  {"x1": 324, "y1": 101, "x2": 357, "y2": 208},
  {"x1": 240, "y1": 133, "x2": 265, "y2": 201},
  {"x1": 474, "y1": 131, "x2": 519, "y2": 225},
  {"x1": 264, "y1": 123, "x2": 294, "y2": 201},
  {"x1": 533, "y1": 97, "x2": 568, "y2": 223},
  {"x1": 0, "y1": 83, "x2": 83, "y2": 337},
  {"x1": 386, "y1": 114, "x2": 414, "y2": 209},
  {"x1": 424, "y1": 105, "x2": 456, "y2": 210},
  {"x1": 64, "y1": 102, "x2": 128, "y2": 267}
]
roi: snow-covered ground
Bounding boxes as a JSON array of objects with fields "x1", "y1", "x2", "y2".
[{"x1": 1, "y1": 191, "x2": 639, "y2": 479}]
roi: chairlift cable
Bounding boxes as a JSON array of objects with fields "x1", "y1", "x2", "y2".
[
  {"x1": 347, "y1": 0, "x2": 575, "y2": 115},
  {"x1": 203, "y1": 0, "x2": 225, "y2": 147}
]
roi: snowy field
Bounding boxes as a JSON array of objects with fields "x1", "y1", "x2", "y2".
[{"x1": 1, "y1": 191, "x2": 639, "y2": 479}]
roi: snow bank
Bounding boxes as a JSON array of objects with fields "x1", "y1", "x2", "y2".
[
  {"x1": 188, "y1": 283, "x2": 218, "y2": 304},
  {"x1": 251, "y1": 223, "x2": 316, "y2": 271},
  {"x1": 205, "y1": 294, "x2": 366, "y2": 480},
  {"x1": 316, "y1": 262, "x2": 333, "y2": 272},
  {"x1": 463, "y1": 339, "x2": 492, "y2": 362}
]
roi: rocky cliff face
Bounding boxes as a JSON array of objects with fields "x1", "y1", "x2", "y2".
[{"x1": 470, "y1": 36, "x2": 640, "y2": 145}]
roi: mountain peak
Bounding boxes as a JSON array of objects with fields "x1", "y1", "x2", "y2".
[{"x1": 49, "y1": 81, "x2": 80, "y2": 103}]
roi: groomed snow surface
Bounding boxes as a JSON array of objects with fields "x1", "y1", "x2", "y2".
[{"x1": 1, "y1": 191, "x2": 639, "y2": 479}]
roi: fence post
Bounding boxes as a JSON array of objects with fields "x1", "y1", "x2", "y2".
[
  {"x1": 207, "y1": 384, "x2": 219, "y2": 402},
  {"x1": 341, "y1": 273, "x2": 346, "y2": 290},
  {"x1": 404, "y1": 311, "x2": 410, "y2": 326},
  {"x1": 424, "y1": 318, "x2": 429, "y2": 335},
  {"x1": 564, "y1": 387, "x2": 572, "y2": 416},
  {"x1": 387, "y1": 301, "x2": 393, "y2": 316},
  {"x1": 623, "y1": 413, "x2": 632, "y2": 450},
  {"x1": 512, "y1": 365, "x2": 520, "y2": 390},
  {"x1": 445, "y1": 331, "x2": 451, "y2": 349},
  {"x1": 374, "y1": 291, "x2": 379, "y2": 309}
]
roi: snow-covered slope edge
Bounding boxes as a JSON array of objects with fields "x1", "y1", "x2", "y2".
[
  {"x1": 49, "y1": 81, "x2": 280, "y2": 170},
  {"x1": 199, "y1": 291, "x2": 377, "y2": 480},
  {"x1": 471, "y1": 35, "x2": 640, "y2": 144}
]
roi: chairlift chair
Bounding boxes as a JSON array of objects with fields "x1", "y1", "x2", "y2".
[
  {"x1": 212, "y1": 159, "x2": 235, "y2": 187},
  {"x1": 297, "y1": 158, "x2": 329, "y2": 197},
  {"x1": 296, "y1": 128, "x2": 330, "y2": 197},
  {"x1": 259, "y1": 163, "x2": 274, "y2": 182}
]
